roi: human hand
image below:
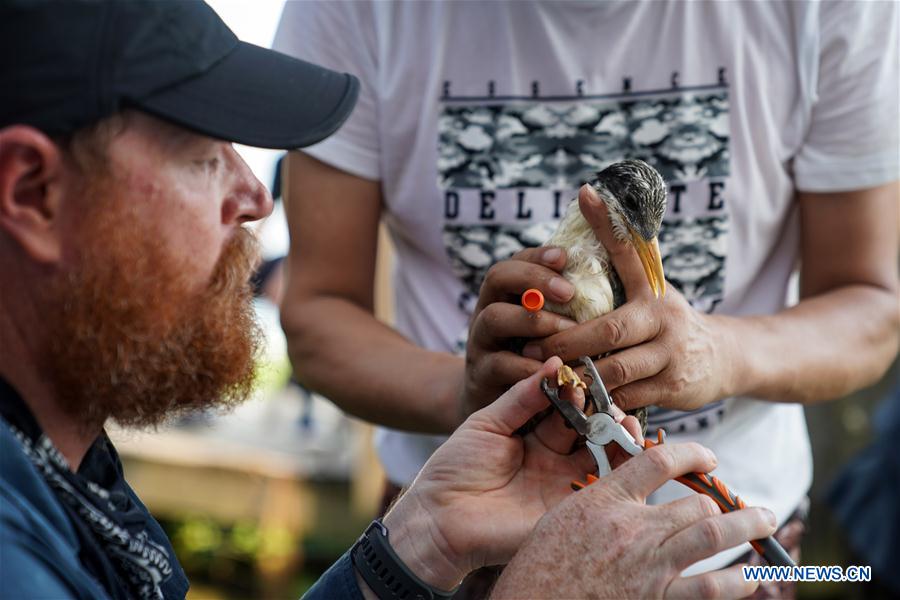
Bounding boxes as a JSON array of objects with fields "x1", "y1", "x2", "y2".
[
  {"x1": 383, "y1": 357, "x2": 641, "y2": 591},
  {"x1": 493, "y1": 441, "x2": 777, "y2": 599},
  {"x1": 522, "y1": 185, "x2": 739, "y2": 412},
  {"x1": 459, "y1": 247, "x2": 579, "y2": 418}
]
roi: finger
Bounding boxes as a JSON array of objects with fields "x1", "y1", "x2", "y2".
[
  {"x1": 665, "y1": 565, "x2": 759, "y2": 600},
  {"x1": 469, "y1": 350, "x2": 544, "y2": 395},
  {"x1": 619, "y1": 415, "x2": 643, "y2": 444},
  {"x1": 471, "y1": 302, "x2": 577, "y2": 351},
  {"x1": 605, "y1": 443, "x2": 637, "y2": 471},
  {"x1": 511, "y1": 245, "x2": 568, "y2": 272},
  {"x1": 475, "y1": 250, "x2": 573, "y2": 313},
  {"x1": 595, "y1": 343, "x2": 669, "y2": 390},
  {"x1": 464, "y1": 351, "x2": 544, "y2": 414},
  {"x1": 662, "y1": 508, "x2": 777, "y2": 571},
  {"x1": 604, "y1": 399, "x2": 626, "y2": 422},
  {"x1": 578, "y1": 184, "x2": 651, "y2": 299},
  {"x1": 532, "y1": 381, "x2": 585, "y2": 454},
  {"x1": 604, "y1": 415, "x2": 644, "y2": 469},
  {"x1": 603, "y1": 442, "x2": 718, "y2": 501},
  {"x1": 471, "y1": 357, "x2": 563, "y2": 436},
  {"x1": 527, "y1": 303, "x2": 661, "y2": 361},
  {"x1": 652, "y1": 495, "x2": 721, "y2": 540},
  {"x1": 611, "y1": 377, "x2": 670, "y2": 412}
]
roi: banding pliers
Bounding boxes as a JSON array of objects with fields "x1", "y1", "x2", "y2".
[{"x1": 541, "y1": 356, "x2": 795, "y2": 568}]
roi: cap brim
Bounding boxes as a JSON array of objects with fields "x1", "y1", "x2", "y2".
[{"x1": 136, "y1": 41, "x2": 359, "y2": 150}]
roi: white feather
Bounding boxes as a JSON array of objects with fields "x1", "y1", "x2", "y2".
[{"x1": 543, "y1": 197, "x2": 621, "y2": 323}]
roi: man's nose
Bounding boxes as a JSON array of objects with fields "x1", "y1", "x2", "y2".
[{"x1": 222, "y1": 146, "x2": 274, "y2": 225}]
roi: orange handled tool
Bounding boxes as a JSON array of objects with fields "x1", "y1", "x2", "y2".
[
  {"x1": 643, "y1": 430, "x2": 794, "y2": 566},
  {"x1": 542, "y1": 356, "x2": 795, "y2": 568},
  {"x1": 521, "y1": 288, "x2": 544, "y2": 312}
]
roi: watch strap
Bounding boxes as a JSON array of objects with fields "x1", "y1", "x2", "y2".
[{"x1": 350, "y1": 518, "x2": 458, "y2": 600}]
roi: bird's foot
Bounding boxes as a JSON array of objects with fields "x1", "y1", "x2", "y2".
[{"x1": 556, "y1": 365, "x2": 587, "y2": 390}]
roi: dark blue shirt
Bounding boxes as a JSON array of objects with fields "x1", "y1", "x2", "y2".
[
  {"x1": 0, "y1": 374, "x2": 364, "y2": 600},
  {"x1": 0, "y1": 379, "x2": 188, "y2": 599},
  {"x1": 1, "y1": 420, "x2": 113, "y2": 598},
  {"x1": 302, "y1": 551, "x2": 365, "y2": 600}
]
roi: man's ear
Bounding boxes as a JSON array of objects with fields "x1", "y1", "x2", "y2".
[{"x1": 0, "y1": 125, "x2": 66, "y2": 263}]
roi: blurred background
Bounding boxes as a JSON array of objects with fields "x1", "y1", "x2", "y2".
[{"x1": 106, "y1": 2, "x2": 900, "y2": 598}]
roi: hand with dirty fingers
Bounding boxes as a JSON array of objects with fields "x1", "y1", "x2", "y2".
[
  {"x1": 522, "y1": 187, "x2": 739, "y2": 414},
  {"x1": 460, "y1": 247, "x2": 579, "y2": 418}
]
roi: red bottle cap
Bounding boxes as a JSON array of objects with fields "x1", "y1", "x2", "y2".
[{"x1": 521, "y1": 288, "x2": 545, "y2": 312}]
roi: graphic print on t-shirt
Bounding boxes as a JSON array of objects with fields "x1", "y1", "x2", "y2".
[
  {"x1": 443, "y1": 222, "x2": 558, "y2": 314},
  {"x1": 438, "y1": 79, "x2": 731, "y2": 433}
]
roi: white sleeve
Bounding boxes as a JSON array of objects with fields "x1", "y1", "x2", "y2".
[
  {"x1": 272, "y1": 0, "x2": 381, "y2": 181},
  {"x1": 793, "y1": 1, "x2": 899, "y2": 192}
]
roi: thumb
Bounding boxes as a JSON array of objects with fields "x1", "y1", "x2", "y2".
[
  {"x1": 577, "y1": 184, "x2": 647, "y2": 298},
  {"x1": 468, "y1": 356, "x2": 562, "y2": 436}
]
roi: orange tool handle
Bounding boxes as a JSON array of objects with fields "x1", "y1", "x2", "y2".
[{"x1": 643, "y1": 435, "x2": 794, "y2": 567}]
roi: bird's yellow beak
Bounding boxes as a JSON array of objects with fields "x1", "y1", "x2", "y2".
[{"x1": 629, "y1": 229, "x2": 666, "y2": 299}]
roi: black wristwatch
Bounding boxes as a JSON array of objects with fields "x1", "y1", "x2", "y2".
[{"x1": 350, "y1": 519, "x2": 459, "y2": 600}]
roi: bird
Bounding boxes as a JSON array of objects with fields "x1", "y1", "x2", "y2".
[{"x1": 542, "y1": 159, "x2": 668, "y2": 431}]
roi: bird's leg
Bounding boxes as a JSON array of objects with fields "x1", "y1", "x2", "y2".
[
  {"x1": 514, "y1": 362, "x2": 589, "y2": 437},
  {"x1": 556, "y1": 365, "x2": 587, "y2": 390},
  {"x1": 557, "y1": 365, "x2": 599, "y2": 416}
]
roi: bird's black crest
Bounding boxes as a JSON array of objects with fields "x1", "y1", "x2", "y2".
[{"x1": 594, "y1": 159, "x2": 667, "y2": 241}]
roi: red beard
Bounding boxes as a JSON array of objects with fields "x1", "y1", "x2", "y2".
[{"x1": 44, "y1": 193, "x2": 262, "y2": 430}]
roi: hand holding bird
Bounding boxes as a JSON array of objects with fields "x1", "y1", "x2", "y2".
[
  {"x1": 525, "y1": 182, "x2": 741, "y2": 416},
  {"x1": 459, "y1": 245, "x2": 579, "y2": 418},
  {"x1": 460, "y1": 159, "x2": 739, "y2": 424}
]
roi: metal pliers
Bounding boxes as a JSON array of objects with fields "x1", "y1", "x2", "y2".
[
  {"x1": 541, "y1": 356, "x2": 796, "y2": 567},
  {"x1": 540, "y1": 356, "x2": 642, "y2": 484}
]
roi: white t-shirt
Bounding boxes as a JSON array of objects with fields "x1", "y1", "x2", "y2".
[{"x1": 274, "y1": 1, "x2": 899, "y2": 573}]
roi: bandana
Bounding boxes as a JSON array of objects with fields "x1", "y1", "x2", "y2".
[{"x1": 0, "y1": 378, "x2": 188, "y2": 599}]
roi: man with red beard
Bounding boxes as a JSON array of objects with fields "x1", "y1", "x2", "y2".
[
  {"x1": 0, "y1": 1, "x2": 358, "y2": 596},
  {"x1": 0, "y1": 2, "x2": 776, "y2": 599}
]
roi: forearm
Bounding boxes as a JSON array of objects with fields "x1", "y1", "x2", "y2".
[
  {"x1": 726, "y1": 284, "x2": 899, "y2": 404},
  {"x1": 283, "y1": 295, "x2": 464, "y2": 433}
]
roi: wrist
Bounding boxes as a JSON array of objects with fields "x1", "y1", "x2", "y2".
[
  {"x1": 381, "y1": 491, "x2": 468, "y2": 592},
  {"x1": 431, "y1": 353, "x2": 467, "y2": 432},
  {"x1": 710, "y1": 313, "x2": 748, "y2": 399}
]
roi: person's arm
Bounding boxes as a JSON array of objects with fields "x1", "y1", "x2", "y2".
[
  {"x1": 727, "y1": 183, "x2": 899, "y2": 403},
  {"x1": 301, "y1": 551, "x2": 364, "y2": 600},
  {"x1": 277, "y1": 2, "x2": 471, "y2": 432},
  {"x1": 279, "y1": 151, "x2": 463, "y2": 432}
]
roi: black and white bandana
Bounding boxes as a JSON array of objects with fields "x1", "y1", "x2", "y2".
[{"x1": 0, "y1": 378, "x2": 188, "y2": 599}]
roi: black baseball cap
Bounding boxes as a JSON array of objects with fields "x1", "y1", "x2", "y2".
[{"x1": 0, "y1": 0, "x2": 359, "y2": 149}]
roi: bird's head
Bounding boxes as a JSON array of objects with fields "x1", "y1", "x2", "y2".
[{"x1": 593, "y1": 159, "x2": 667, "y2": 298}]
